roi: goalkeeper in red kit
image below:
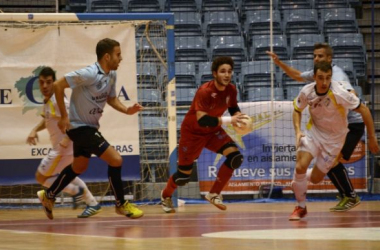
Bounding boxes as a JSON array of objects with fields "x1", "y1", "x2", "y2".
[{"x1": 161, "y1": 56, "x2": 247, "y2": 213}]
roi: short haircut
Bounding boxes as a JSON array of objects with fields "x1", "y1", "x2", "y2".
[
  {"x1": 314, "y1": 43, "x2": 333, "y2": 57},
  {"x1": 314, "y1": 61, "x2": 332, "y2": 75},
  {"x1": 96, "y1": 38, "x2": 120, "y2": 60},
  {"x1": 211, "y1": 56, "x2": 234, "y2": 73},
  {"x1": 39, "y1": 66, "x2": 56, "y2": 81}
]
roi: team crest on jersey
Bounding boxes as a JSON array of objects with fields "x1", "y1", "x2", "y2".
[
  {"x1": 14, "y1": 66, "x2": 48, "y2": 115},
  {"x1": 211, "y1": 93, "x2": 217, "y2": 98}
]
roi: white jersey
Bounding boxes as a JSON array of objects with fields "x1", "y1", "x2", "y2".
[
  {"x1": 43, "y1": 94, "x2": 72, "y2": 155},
  {"x1": 294, "y1": 80, "x2": 360, "y2": 144}
]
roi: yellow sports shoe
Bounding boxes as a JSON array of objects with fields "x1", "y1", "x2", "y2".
[
  {"x1": 115, "y1": 201, "x2": 144, "y2": 219},
  {"x1": 37, "y1": 190, "x2": 55, "y2": 220}
]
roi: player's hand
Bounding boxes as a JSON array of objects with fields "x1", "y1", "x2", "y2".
[
  {"x1": 231, "y1": 113, "x2": 248, "y2": 127},
  {"x1": 368, "y1": 136, "x2": 380, "y2": 154},
  {"x1": 127, "y1": 103, "x2": 143, "y2": 115},
  {"x1": 295, "y1": 131, "x2": 305, "y2": 149},
  {"x1": 266, "y1": 51, "x2": 281, "y2": 65},
  {"x1": 58, "y1": 116, "x2": 70, "y2": 134},
  {"x1": 26, "y1": 130, "x2": 38, "y2": 145}
]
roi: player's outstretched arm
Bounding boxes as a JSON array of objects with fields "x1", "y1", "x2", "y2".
[
  {"x1": 107, "y1": 96, "x2": 143, "y2": 115},
  {"x1": 26, "y1": 119, "x2": 46, "y2": 145},
  {"x1": 266, "y1": 51, "x2": 305, "y2": 82},
  {"x1": 354, "y1": 103, "x2": 380, "y2": 154},
  {"x1": 54, "y1": 78, "x2": 70, "y2": 133}
]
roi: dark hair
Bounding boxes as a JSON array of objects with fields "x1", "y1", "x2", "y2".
[
  {"x1": 96, "y1": 38, "x2": 120, "y2": 60},
  {"x1": 211, "y1": 56, "x2": 234, "y2": 73},
  {"x1": 314, "y1": 61, "x2": 332, "y2": 75},
  {"x1": 314, "y1": 43, "x2": 333, "y2": 57},
  {"x1": 39, "y1": 66, "x2": 56, "y2": 81}
]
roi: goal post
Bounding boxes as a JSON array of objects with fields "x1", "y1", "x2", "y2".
[{"x1": 0, "y1": 12, "x2": 178, "y2": 206}]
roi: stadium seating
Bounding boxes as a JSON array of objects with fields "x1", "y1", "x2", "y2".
[
  {"x1": 279, "y1": 59, "x2": 313, "y2": 86},
  {"x1": 138, "y1": 89, "x2": 162, "y2": 106},
  {"x1": 89, "y1": 0, "x2": 125, "y2": 12},
  {"x1": 320, "y1": 8, "x2": 359, "y2": 35},
  {"x1": 238, "y1": 0, "x2": 279, "y2": 21},
  {"x1": 201, "y1": 0, "x2": 235, "y2": 12},
  {"x1": 126, "y1": 0, "x2": 161, "y2": 12},
  {"x1": 136, "y1": 37, "x2": 167, "y2": 63},
  {"x1": 175, "y1": 36, "x2": 209, "y2": 62},
  {"x1": 250, "y1": 34, "x2": 289, "y2": 61},
  {"x1": 136, "y1": 62, "x2": 160, "y2": 89},
  {"x1": 244, "y1": 10, "x2": 283, "y2": 37},
  {"x1": 314, "y1": 0, "x2": 349, "y2": 9},
  {"x1": 66, "y1": 0, "x2": 87, "y2": 12},
  {"x1": 164, "y1": 0, "x2": 198, "y2": 12},
  {"x1": 203, "y1": 11, "x2": 241, "y2": 38},
  {"x1": 173, "y1": 62, "x2": 198, "y2": 88},
  {"x1": 290, "y1": 34, "x2": 324, "y2": 60},
  {"x1": 176, "y1": 88, "x2": 197, "y2": 106},
  {"x1": 174, "y1": 12, "x2": 203, "y2": 37},
  {"x1": 283, "y1": 8, "x2": 320, "y2": 36},
  {"x1": 333, "y1": 58, "x2": 357, "y2": 85},
  {"x1": 278, "y1": 0, "x2": 313, "y2": 10}
]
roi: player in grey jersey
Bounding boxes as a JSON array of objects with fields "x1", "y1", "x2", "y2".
[
  {"x1": 37, "y1": 38, "x2": 144, "y2": 220},
  {"x1": 267, "y1": 43, "x2": 379, "y2": 212}
]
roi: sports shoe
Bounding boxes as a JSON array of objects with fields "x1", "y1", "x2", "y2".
[
  {"x1": 77, "y1": 204, "x2": 102, "y2": 218},
  {"x1": 205, "y1": 193, "x2": 226, "y2": 210},
  {"x1": 289, "y1": 206, "x2": 307, "y2": 221},
  {"x1": 329, "y1": 195, "x2": 360, "y2": 212},
  {"x1": 37, "y1": 190, "x2": 56, "y2": 220},
  {"x1": 72, "y1": 187, "x2": 85, "y2": 209},
  {"x1": 161, "y1": 191, "x2": 175, "y2": 213},
  {"x1": 115, "y1": 201, "x2": 144, "y2": 219}
]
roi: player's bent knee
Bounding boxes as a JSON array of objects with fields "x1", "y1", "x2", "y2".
[
  {"x1": 225, "y1": 151, "x2": 243, "y2": 170},
  {"x1": 173, "y1": 170, "x2": 191, "y2": 186}
]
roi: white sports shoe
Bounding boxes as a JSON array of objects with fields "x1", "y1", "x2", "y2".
[
  {"x1": 161, "y1": 191, "x2": 175, "y2": 213},
  {"x1": 205, "y1": 193, "x2": 227, "y2": 210}
]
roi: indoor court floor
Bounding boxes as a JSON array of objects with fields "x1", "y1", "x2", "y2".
[{"x1": 0, "y1": 201, "x2": 379, "y2": 250}]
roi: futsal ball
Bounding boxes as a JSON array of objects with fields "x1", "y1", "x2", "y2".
[{"x1": 233, "y1": 114, "x2": 253, "y2": 135}]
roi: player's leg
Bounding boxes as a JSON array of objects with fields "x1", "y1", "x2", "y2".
[
  {"x1": 328, "y1": 123, "x2": 364, "y2": 212},
  {"x1": 161, "y1": 132, "x2": 206, "y2": 213},
  {"x1": 99, "y1": 143, "x2": 143, "y2": 219},
  {"x1": 205, "y1": 131, "x2": 243, "y2": 210}
]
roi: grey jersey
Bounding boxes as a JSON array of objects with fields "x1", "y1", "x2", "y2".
[
  {"x1": 300, "y1": 64, "x2": 363, "y2": 124},
  {"x1": 65, "y1": 62, "x2": 117, "y2": 129}
]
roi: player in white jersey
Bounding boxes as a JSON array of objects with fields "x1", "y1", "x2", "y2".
[
  {"x1": 36, "y1": 38, "x2": 144, "y2": 220},
  {"x1": 289, "y1": 62, "x2": 378, "y2": 220},
  {"x1": 27, "y1": 67, "x2": 101, "y2": 218},
  {"x1": 267, "y1": 43, "x2": 379, "y2": 212}
]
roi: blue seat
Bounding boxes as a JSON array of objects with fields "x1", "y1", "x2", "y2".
[
  {"x1": 332, "y1": 58, "x2": 357, "y2": 85},
  {"x1": 201, "y1": 0, "x2": 235, "y2": 12},
  {"x1": 174, "y1": 12, "x2": 203, "y2": 37},
  {"x1": 283, "y1": 8, "x2": 320, "y2": 36},
  {"x1": 246, "y1": 87, "x2": 285, "y2": 102},
  {"x1": 66, "y1": 0, "x2": 87, "y2": 12},
  {"x1": 136, "y1": 37, "x2": 167, "y2": 63},
  {"x1": 285, "y1": 85, "x2": 304, "y2": 100},
  {"x1": 126, "y1": 0, "x2": 162, "y2": 12},
  {"x1": 165, "y1": 0, "x2": 198, "y2": 12},
  {"x1": 238, "y1": 0, "x2": 279, "y2": 20},
  {"x1": 174, "y1": 62, "x2": 197, "y2": 88},
  {"x1": 250, "y1": 34, "x2": 288, "y2": 61},
  {"x1": 244, "y1": 10, "x2": 282, "y2": 37},
  {"x1": 290, "y1": 34, "x2": 324, "y2": 60},
  {"x1": 136, "y1": 62, "x2": 160, "y2": 89},
  {"x1": 176, "y1": 88, "x2": 197, "y2": 106},
  {"x1": 210, "y1": 36, "x2": 247, "y2": 74},
  {"x1": 89, "y1": 0, "x2": 125, "y2": 12},
  {"x1": 314, "y1": 0, "x2": 349, "y2": 9},
  {"x1": 353, "y1": 85, "x2": 362, "y2": 98},
  {"x1": 203, "y1": 11, "x2": 241, "y2": 38},
  {"x1": 140, "y1": 116, "x2": 167, "y2": 146},
  {"x1": 138, "y1": 89, "x2": 162, "y2": 106},
  {"x1": 175, "y1": 36, "x2": 208, "y2": 62},
  {"x1": 328, "y1": 33, "x2": 367, "y2": 79},
  {"x1": 278, "y1": 0, "x2": 312, "y2": 10},
  {"x1": 240, "y1": 61, "x2": 277, "y2": 97},
  {"x1": 320, "y1": 8, "x2": 359, "y2": 35},
  {"x1": 279, "y1": 59, "x2": 313, "y2": 86}
]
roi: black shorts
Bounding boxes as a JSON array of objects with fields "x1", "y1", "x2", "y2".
[
  {"x1": 341, "y1": 122, "x2": 365, "y2": 161},
  {"x1": 66, "y1": 126, "x2": 110, "y2": 158}
]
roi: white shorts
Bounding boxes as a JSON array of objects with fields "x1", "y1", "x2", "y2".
[
  {"x1": 37, "y1": 144, "x2": 73, "y2": 177},
  {"x1": 298, "y1": 133, "x2": 344, "y2": 174}
]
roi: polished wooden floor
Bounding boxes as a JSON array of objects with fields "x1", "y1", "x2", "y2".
[{"x1": 0, "y1": 201, "x2": 379, "y2": 250}]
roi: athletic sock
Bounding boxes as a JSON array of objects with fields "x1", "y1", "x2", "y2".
[
  {"x1": 162, "y1": 175, "x2": 177, "y2": 198},
  {"x1": 328, "y1": 163, "x2": 356, "y2": 198},
  {"x1": 43, "y1": 177, "x2": 79, "y2": 196},
  {"x1": 71, "y1": 177, "x2": 98, "y2": 206},
  {"x1": 210, "y1": 164, "x2": 234, "y2": 194},
  {"x1": 291, "y1": 172, "x2": 307, "y2": 208},
  {"x1": 108, "y1": 166, "x2": 125, "y2": 207},
  {"x1": 46, "y1": 165, "x2": 79, "y2": 199}
]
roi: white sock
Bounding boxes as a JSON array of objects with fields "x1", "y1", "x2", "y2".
[
  {"x1": 71, "y1": 177, "x2": 98, "y2": 206},
  {"x1": 291, "y1": 173, "x2": 307, "y2": 208},
  {"x1": 43, "y1": 177, "x2": 79, "y2": 196}
]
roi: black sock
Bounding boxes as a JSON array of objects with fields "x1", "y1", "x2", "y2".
[
  {"x1": 327, "y1": 163, "x2": 356, "y2": 198},
  {"x1": 46, "y1": 165, "x2": 79, "y2": 199},
  {"x1": 108, "y1": 166, "x2": 125, "y2": 207}
]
